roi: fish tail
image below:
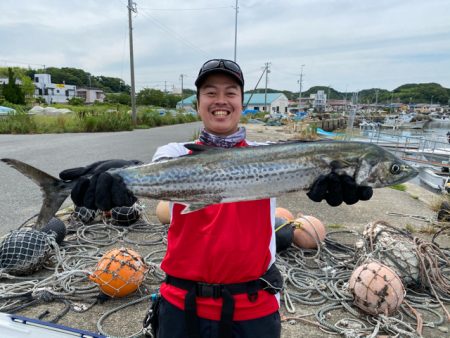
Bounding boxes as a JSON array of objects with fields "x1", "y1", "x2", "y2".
[{"x1": 1, "y1": 158, "x2": 74, "y2": 229}]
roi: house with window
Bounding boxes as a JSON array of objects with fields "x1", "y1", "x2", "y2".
[
  {"x1": 34, "y1": 74, "x2": 76, "y2": 104},
  {"x1": 0, "y1": 78, "x2": 22, "y2": 85},
  {"x1": 76, "y1": 87, "x2": 105, "y2": 103},
  {"x1": 176, "y1": 92, "x2": 289, "y2": 113}
]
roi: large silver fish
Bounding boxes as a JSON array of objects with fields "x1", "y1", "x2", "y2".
[{"x1": 2, "y1": 141, "x2": 417, "y2": 229}]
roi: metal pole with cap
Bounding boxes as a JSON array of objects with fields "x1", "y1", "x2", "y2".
[{"x1": 128, "y1": 0, "x2": 137, "y2": 125}]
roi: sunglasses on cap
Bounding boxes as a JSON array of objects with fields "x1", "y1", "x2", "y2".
[{"x1": 195, "y1": 59, "x2": 244, "y2": 87}]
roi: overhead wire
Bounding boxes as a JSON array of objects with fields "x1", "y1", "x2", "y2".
[{"x1": 137, "y1": 7, "x2": 211, "y2": 57}]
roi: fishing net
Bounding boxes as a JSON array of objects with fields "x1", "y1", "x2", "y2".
[
  {"x1": 0, "y1": 229, "x2": 53, "y2": 276},
  {"x1": 348, "y1": 260, "x2": 405, "y2": 316},
  {"x1": 110, "y1": 203, "x2": 143, "y2": 226},
  {"x1": 89, "y1": 247, "x2": 149, "y2": 298},
  {"x1": 71, "y1": 206, "x2": 99, "y2": 224},
  {"x1": 363, "y1": 220, "x2": 420, "y2": 286}
]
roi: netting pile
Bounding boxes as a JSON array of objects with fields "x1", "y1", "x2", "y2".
[
  {"x1": 0, "y1": 229, "x2": 54, "y2": 276},
  {"x1": 363, "y1": 220, "x2": 420, "y2": 286},
  {"x1": 1, "y1": 204, "x2": 449, "y2": 338}
]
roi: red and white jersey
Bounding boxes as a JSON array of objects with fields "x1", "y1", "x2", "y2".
[{"x1": 152, "y1": 140, "x2": 278, "y2": 321}]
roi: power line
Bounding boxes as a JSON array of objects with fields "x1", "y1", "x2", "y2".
[
  {"x1": 139, "y1": 6, "x2": 232, "y2": 11},
  {"x1": 0, "y1": 59, "x2": 46, "y2": 69},
  {"x1": 137, "y1": 8, "x2": 209, "y2": 57}
]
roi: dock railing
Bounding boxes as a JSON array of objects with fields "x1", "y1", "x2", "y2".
[{"x1": 353, "y1": 130, "x2": 450, "y2": 169}]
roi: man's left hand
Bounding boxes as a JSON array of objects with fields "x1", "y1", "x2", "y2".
[{"x1": 307, "y1": 173, "x2": 373, "y2": 207}]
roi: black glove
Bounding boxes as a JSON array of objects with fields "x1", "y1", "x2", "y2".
[
  {"x1": 59, "y1": 159, "x2": 143, "y2": 211},
  {"x1": 307, "y1": 172, "x2": 373, "y2": 207}
]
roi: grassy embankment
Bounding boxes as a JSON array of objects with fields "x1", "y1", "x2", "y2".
[{"x1": 0, "y1": 104, "x2": 199, "y2": 134}]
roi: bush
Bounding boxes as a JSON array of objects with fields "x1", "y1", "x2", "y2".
[
  {"x1": 0, "y1": 110, "x2": 37, "y2": 134},
  {"x1": 0, "y1": 104, "x2": 199, "y2": 134}
]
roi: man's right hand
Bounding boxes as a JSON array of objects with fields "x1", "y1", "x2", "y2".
[{"x1": 59, "y1": 159, "x2": 142, "y2": 210}]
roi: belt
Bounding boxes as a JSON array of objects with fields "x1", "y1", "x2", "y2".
[{"x1": 165, "y1": 276, "x2": 264, "y2": 338}]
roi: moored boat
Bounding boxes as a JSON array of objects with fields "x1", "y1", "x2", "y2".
[
  {"x1": 380, "y1": 113, "x2": 428, "y2": 130},
  {"x1": 418, "y1": 167, "x2": 450, "y2": 192}
]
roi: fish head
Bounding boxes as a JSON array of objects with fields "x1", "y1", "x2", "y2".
[{"x1": 355, "y1": 144, "x2": 418, "y2": 188}]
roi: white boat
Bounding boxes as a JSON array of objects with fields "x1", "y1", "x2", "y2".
[
  {"x1": 0, "y1": 312, "x2": 105, "y2": 338},
  {"x1": 380, "y1": 114, "x2": 428, "y2": 129},
  {"x1": 359, "y1": 119, "x2": 380, "y2": 131},
  {"x1": 418, "y1": 167, "x2": 450, "y2": 192},
  {"x1": 429, "y1": 112, "x2": 450, "y2": 122}
]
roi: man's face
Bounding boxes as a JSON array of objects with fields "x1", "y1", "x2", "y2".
[{"x1": 197, "y1": 73, "x2": 243, "y2": 136}]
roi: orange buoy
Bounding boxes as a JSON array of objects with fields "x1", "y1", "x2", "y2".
[
  {"x1": 89, "y1": 247, "x2": 148, "y2": 298},
  {"x1": 349, "y1": 260, "x2": 405, "y2": 315},
  {"x1": 292, "y1": 215, "x2": 326, "y2": 249},
  {"x1": 156, "y1": 201, "x2": 171, "y2": 224},
  {"x1": 275, "y1": 207, "x2": 294, "y2": 221}
]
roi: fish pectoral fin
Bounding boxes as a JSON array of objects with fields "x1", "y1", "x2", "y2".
[
  {"x1": 183, "y1": 143, "x2": 222, "y2": 154},
  {"x1": 329, "y1": 159, "x2": 352, "y2": 170},
  {"x1": 179, "y1": 202, "x2": 213, "y2": 214}
]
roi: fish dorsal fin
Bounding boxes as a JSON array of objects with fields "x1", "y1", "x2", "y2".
[{"x1": 183, "y1": 143, "x2": 222, "y2": 154}]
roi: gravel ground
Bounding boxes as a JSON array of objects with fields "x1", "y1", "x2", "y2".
[{"x1": 2, "y1": 123, "x2": 450, "y2": 338}]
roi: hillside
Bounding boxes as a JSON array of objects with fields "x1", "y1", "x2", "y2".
[
  {"x1": 2, "y1": 66, "x2": 449, "y2": 104},
  {"x1": 246, "y1": 83, "x2": 450, "y2": 105}
]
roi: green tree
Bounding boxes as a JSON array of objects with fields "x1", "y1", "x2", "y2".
[
  {"x1": 137, "y1": 88, "x2": 165, "y2": 106},
  {"x1": 105, "y1": 92, "x2": 131, "y2": 105},
  {"x1": 19, "y1": 75, "x2": 36, "y2": 102},
  {"x1": 2, "y1": 68, "x2": 25, "y2": 104}
]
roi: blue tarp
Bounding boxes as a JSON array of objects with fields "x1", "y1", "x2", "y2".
[
  {"x1": 0, "y1": 106, "x2": 16, "y2": 114},
  {"x1": 316, "y1": 128, "x2": 343, "y2": 137}
]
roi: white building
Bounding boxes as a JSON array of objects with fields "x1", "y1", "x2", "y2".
[
  {"x1": 76, "y1": 87, "x2": 105, "y2": 103},
  {"x1": 310, "y1": 90, "x2": 327, "y2": 111},
  {"x1": 34, "y1": 74, "x2": 77, "y2": 104},
  {"x1": 0, "y1": 78, "x2": 22, "y2": 85}
]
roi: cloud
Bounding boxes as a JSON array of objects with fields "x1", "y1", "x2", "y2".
[{"x1": 0, "y1": 0, "x2": 449, "y2": 93}]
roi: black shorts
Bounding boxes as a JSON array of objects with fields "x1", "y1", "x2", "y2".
[{"x1": 157, "y1": 296, "x2": 281, "y2": 338}]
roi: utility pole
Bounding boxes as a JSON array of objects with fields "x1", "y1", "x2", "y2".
[
  {"x1": 180, "y1": 74, "x2": 186, "y2": 110},
  {"x1": 375, "y1": 89, "x2": 379, "y2": 108},
  {"x1": 264, "y1": 62, "x2": 271, "y2": 113},
  {"x1": 390, "y1": 92, "x2": 394, "y2": 114},
  {"x1": 234, "y1": 0, "x2": 239, "y2": 61},
  {"x1": 128, "y1": 0, "x2": 137, "y2": 125},
  {"x1": 298, "y1": 64, "x2": 305, "y2": 112}
]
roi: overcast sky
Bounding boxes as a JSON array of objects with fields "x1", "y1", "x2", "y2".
[{"x1": 1, "y1": 0, "x2": 449, "y2": 93}]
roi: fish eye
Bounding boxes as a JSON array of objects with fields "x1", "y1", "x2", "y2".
[{"x1": 390, "y1": 163, "x2": 401, "y2": 175}]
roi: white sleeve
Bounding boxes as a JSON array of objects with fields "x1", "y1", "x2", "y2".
[{"x1": 152, "y1": 142, "x2": 191, "y2": 162}]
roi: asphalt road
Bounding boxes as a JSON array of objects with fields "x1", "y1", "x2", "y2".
[{"x1": 0, "y1": 121, "x2": 203, "y2": 233}]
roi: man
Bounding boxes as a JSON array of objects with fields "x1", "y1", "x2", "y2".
[{"x1": 63, "y1": 59, "x2": 372, "y2": 338}]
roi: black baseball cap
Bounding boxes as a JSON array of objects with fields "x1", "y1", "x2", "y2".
[{"x1": 195, "y1": 59, "x2": 244, "y2": 89}]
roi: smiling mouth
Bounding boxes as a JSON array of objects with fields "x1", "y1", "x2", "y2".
[{"x1": 212, "y1": 110, "x2": 230, "y2": 117}]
